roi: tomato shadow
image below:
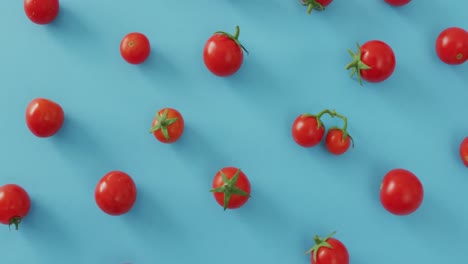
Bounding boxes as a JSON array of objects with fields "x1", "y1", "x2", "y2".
[{"x1": 137, "y1": 47, "x2": 181, "y2": 89}]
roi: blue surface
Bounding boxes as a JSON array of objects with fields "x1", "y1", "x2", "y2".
[{"x1": 1, "y1": 0, "x2": 467, "y2": 263}]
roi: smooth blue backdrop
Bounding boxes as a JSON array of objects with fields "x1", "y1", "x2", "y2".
[{"x1": 1, "y1": 0, "x2": 467, "y2": 263}]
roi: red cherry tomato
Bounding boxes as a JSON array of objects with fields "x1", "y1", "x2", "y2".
[
  {"x1": 346, "y1": 40, "x2": 396, "y2": 85},
  {"x1": 292, "y1": 114, "x2": 325, "y2": 147},
  {"x1": 25, "y1": 98, "x2": 64, "y2": 138},
  {"x1": 210, "y1": 167, "x2": 251, "y2": 210},
  {"x1": 149, "y1": 108, "x2": 185, "y2": 144},
  {"x1": 435, "y1": 27, "x2": 468, "y2": 65},
  {"x1": 120, "y1": 32, "x2": 151, "y2": 65},
  {"x1": 203, "y1": 26, "x2": 248, "y2": 77},
  {"x1": 325, "y1": 128, "x2": 351, "y2": 155},
  {"x1": 0, "y1": 184, "x2": 31, "y2": 230},
  {"x1": 95, "y1": 171, "x2": 137, "y2": 216},
  {"x1": 384, "y1": 0, "x2": 411, "y2": 6},
  {"x1": 24, "y1": 0, "x2": 59, "y2": 25},
  {"x1": 380, "y1": 169, "x2": 424, "y2": 215},
  {"x1": 300, "y1": 0, "x2": 333, "y2": 14},
  {"x1": 459, "y1": 137, "x2": 468, "y2": 167},
  {"x1": 306, "y1": 231, "x2": 349, "y2": 264}
]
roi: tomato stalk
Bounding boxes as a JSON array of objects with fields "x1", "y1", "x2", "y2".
[
  {"x1": 214, "y1": 26, "x2": 249, "y2": 55},
  {"x1": 9, "y1": 216, "x2": 23, "y2": 231},
  {"x1": 305, "y1": 231, "x2": 337, "y2": 261},
  {"x1": 300, "y1": 0, "x2": 325, "y2": 14},
  {"x1": 149, "y1": 108, "x2": 179, "y2": 141},
  {"x1": 345, "y1": 42, "x2": 371, "y2": 86},
  {"x1": 302, "y1": 109, "x2": 354, "y2": 146},
  {"x1": 209, "y1": 169, "x2": 251, "y2": 210}
]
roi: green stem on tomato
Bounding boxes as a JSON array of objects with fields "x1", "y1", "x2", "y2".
[
  {"x1": 305, "y1": 231, "x2": 337, "y2": 262},
  {"x1": 9, "y1": 216, "x2": 22, "y2": 231},
  {"x1": 345, "y1": 42, "x2": 371, "y2": 86},
  {"x1": 303, "y1": 0, "x2": 325, "y2": 14},
  {"x1": 214, "y1": 26, "x2": 249, "y2": 55},
  {"x1": 149, "y1": 108, "x2": 179, "y2": 141},
  {"x1": 209, "y1": 169, "x2": 251, "y2": 211}
]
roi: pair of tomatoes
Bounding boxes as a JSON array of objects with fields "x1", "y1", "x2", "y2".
[
  {"x1": 292, "y1": 110, "x2": 353, "y2": 156},
  {"x1": 435, "y1": 27, "x2": 468, "y2": 65}
]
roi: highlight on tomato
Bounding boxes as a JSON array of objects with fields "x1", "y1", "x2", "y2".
[
  {"x1": 305, "y1": 231, "x2": 349, "y2": 264},
  {"x1": 210, "y1": 167, "x2": 251, "y2": 210},
  {"x1": 149, "y1": 107, "x2": 185, "y2": 144},
  {"x1": 380, "y1": 168, "x2": 424, "y2": 216},
  {"x1": 95, "y1": 171, "x2": 137, "y2": 216},
  {"x1": 299, "y1": 0, "x2": 333, "y2": 14},
  {"x1": 24, "y1": 0, "x2": 60, "y2": 25},
  {"x1": 25, "y1": 98, "x2": 65, "y2": 138},
  {"x1": 0, "y1": 184, "x2": 31, "y2": 230}
]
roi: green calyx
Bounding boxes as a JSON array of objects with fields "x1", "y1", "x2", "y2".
[
  {"x1": 301, "y1": 0, "x2": 326, "y2": 14},
  {"x1": 9, "y1": 216, "x2": 22, "y2": 231},
  {"x1": 302, "y1": 109, "x2": 354, "y2": 146},
  {"x1": 149, "y1": 108, "x2": 178, "y2": 141},
  {"x1": 209, "y1": 169, "x2": 251, "y2": 211},
  {"x1": 345, "y1": 42, "x2": 371, "y2": 86},
  {"x1": 305, "y1": 231, "x2": 337, "y2": 262},
  {"x1": 214, "y1": 25, "x2": 249, "y2": 55}
]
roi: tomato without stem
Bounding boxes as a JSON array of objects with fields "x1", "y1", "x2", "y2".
[
  {"x1": 120, "y1": 32, "x2": 151, "y2": 65},
  {"x1": 210, "y1": 167, "x2": 251, "y2": 210},
  {"x1": 24, "y1": 0, "x2": 59, "y2": 25},
  {"x1": 0, "y1": 184, "x2": 31, "y2": 230},
  {"x1": 26, "y1": 98, "x2": 64, "y2": 138},
  {"x1": 305, "y1": 231, "x2": 349, "y2": 264},
  {"x1": 384, "y1": 0, "x2": 411, "y2": 6},
  {"x1": 435, "y1": 27, "x2": 468, "y2": 65},
  {"x1": 346, "y1": 40, "x2": 396, "y2": 85},
  {"x1": 459, "y1": 137, "x2": 468, "y2": 167},
  {"x1": 149, "y1": 108, "x2": 185, "y2": 144},
  {"x1": 380, "y1": 169, "x2": 424, "y2": 216},
  {"x1": 300, "y1": 0, "x2": 333, "y2": 14},
  {"x1": 203, "y1": 26, "x2": 248, "y2": 77},
  {"x1": 95, "y1": 171, "x2": 137, "y2": 216},
  {"x1": 325, "y1": 128, "x2": 352, "y2": 155}
]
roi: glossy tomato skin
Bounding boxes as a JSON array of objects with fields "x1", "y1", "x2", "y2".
[
  {"x1": 95, "y1": 171, "x2": 137, "y2": 216},
  {"x1": 459, "y1": 137, "x2": 468, "y2": 167},
  {"x1": 212, "y1": 167, "x2": 251, "y2": 209},
  {"x1": 311, "y1": 238, "x2": 349, "y2": 264},
  {"x1": 120, "y1": 32, "x2": 151, "y2": 64},
  {"x1": 26, "y1": 98, "x2": 64, "y2": 138},
  {"x1": 0, "y1": 184, "x2": 31, "y2": 229},
  {"x1": 435, "y1": 27, "x2": 468, "y2": 65},
  {"x1": 24, "y1": 0, "x2": 59, "y2": 25},
  {"x1": 292, "y1": 115, "x2": 325, "y2": 147},
  {"x1": 317, "y1": 0, "x2": 333, "y2": 7},
  {"x1": 384, "y1": 0, "x2": 411, "y2": 6},
  {"x1": 203, "y1": 34, "x2": 244, "y2": 77},
  {"x1": 380, "y1": 169, "x2": 424, "y2": 216},
  {"x1": 360, "y1": 40, "x2": 396, "y2": 82},
  {"x1": 325, "y1": 129, "x2": 351, "y2": 155},
  {"x1": 151, "y1": 108, "x2": 185, "y2": 144}
]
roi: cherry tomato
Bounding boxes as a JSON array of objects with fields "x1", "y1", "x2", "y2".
[
  {"x1": 95, "y1": 171, "x2": 137, "y2": 216},
  {"x1": 210, "y1": 167, "x2": 251, "y2": 210},
  {"x1": 0, "y1": 184, "x2": 31, "y2": 230},
  {"x1": 24, "y1": 0, "x2": 59, "y2": 25},
  {"x1": 380, "y1": 168, "x2": 424, "y2": 216},
  {"x1": 325, "y1": 128, "x2": 352, "y2": 155},
  {"x1": 435, "y1": 27, "x2": 468, "y2": 65},
  {"x1": 203, "y1": 26, "x2": 248, "y2": 77},
  {"x1": 300, "y1": 0, "x2": 333, "y2": 14},
  {"x1": 346, "y1": 40, "x2": 396, "y2": 85},
  {"x1": 149, "y1": 108, "x2": 185, "y2": 144},
  {"x1": 459, "y1": 137, "x2": 468, "y2": 167},
  {"x1": 292, "y1": 114, "x2": 325, "y2": 147},
  {"x1": 25, "y1": 98, "x2": 64, "y2": 138},
  {"x1": 384, "y1": 0, "x2": 411, "y2": 6},
  {"x1": 120, "y1": 32, "x2": 151, "y2": 65},
  {"x1": 305, "y1": 231, "x2": 349, "y2": 264}
]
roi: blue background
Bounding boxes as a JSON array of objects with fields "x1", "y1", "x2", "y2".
[{"x1": 1, "y1": 0, "x2": 467, "y2": 263}]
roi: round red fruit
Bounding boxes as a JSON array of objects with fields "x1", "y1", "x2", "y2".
[
  {"x1": 380, "y1": 168, "x2": 424, "y2": 215},
  {"x1": 24, "y1": 0, "x2": 59, "y2": 25},
  {"x1": 150, "y1": 108, "x2": 185, "y2": 144},
  {"x1": 346, "y1": 40, "x2": 396, "y2": 84},
  {"x1": 95, "y1": 171, "x2": 137, "y2": 216},
  {"x1": 459, "y1": 137, "x2": 468, "y2": 167},
  {"x1": 26, "y1": 98, "x2": 64, "y2": 138},
  {"x1": 203, "y1": 26, "x2": 248, "y2": 77},
  {"x1": 435, "y1": 27, "x2": 468, "y2": 65},
  {"x1": 210, "y1": 167, "x2": 251, "y2": 210},
  {"x1": 120, "y1": 32, "x2": 151, "y2": 64},
  {"x1": 0, "y1": 184, "x2": 31, "y2": 230},
  {"x1": 325, "y1": 128, "x2": 351, "y2": 155},
  {"x1": 292, "y1": 114, "x2": 325, "y2": 147},
  {"x1": 305, "y1": 231, "x2": 349, "y2": 264},
  {"x1": 384, "y1": 0, "x2": 411, "y2": 6}
]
